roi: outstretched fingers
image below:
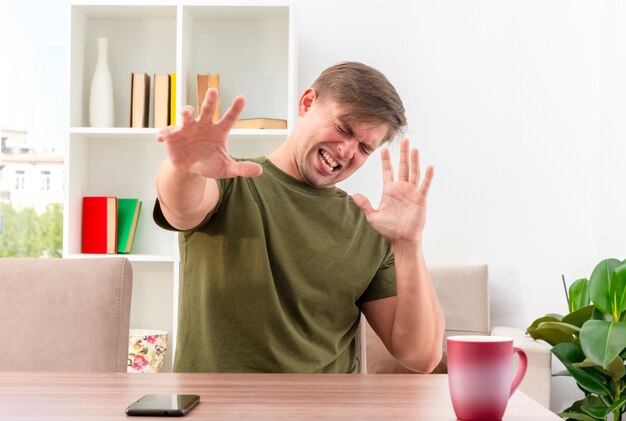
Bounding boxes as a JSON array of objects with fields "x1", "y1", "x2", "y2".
[
  {"x1": 181, "y1": 105, "x2": 195, "y2": 127},
  {"x1": 198, "y1": 88, "x2": 219, "y2": 123},
  {"x1": 155, "y1": 125, "x2": 175, "y2": 143},
  {"x1": 398, "y1": 138, "x2": 410, "y2": 182},
  {"x1": 380, "y1": 147, "x2": 394, "y2": 183},
  {"x1": 418, "y1": 165, "x2": 434, "y2": 201},
  {"x1": 233, "y1": 161, "x2": 263, "y2": 178},
  {"x1": 219, "y1": 95, "x2": 246, "y2": 129},
  {"x1": 409, "y1": 148, "x2": 420, "y2": 186},
  {"x1": 393, "y1": 139, "x2": 435, "y2": 201}
]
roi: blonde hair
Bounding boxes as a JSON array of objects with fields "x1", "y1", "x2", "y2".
[{"x1": 312, "y1": 62, "x2": 407, "y2": 143}]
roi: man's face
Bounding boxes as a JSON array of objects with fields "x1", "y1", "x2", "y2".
[{"x1": 293, "y1": 99, "x2": 389, "y2": 188}]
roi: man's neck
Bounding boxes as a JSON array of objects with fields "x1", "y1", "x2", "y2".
[{"x1": 266, "y1": 141, "x2": 300, "y2": 181}]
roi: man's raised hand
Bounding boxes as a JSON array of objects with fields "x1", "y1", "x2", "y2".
[
  {"x1": 352, "y1": 138, "x2": 434, "y2": 247},
  {"x1": 156, "y1": 88, "x2": 263, "y2": 179}
]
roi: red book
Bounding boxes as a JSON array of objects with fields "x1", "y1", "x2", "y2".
[{"x1": 82, "y1": 196, "x2": 118, "y2": 254}]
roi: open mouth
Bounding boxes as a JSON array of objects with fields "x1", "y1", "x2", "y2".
[{"x1": 318, "y1": 149, "x2": 339, "y2": 173}]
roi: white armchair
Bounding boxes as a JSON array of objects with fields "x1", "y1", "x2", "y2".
[{"x1": 361, "y1": 265, "x2": 552, "y2": 408}]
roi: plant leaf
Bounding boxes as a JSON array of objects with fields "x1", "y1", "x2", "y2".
[
  {"x1": 528, "y1": 326, "x2": 577, "y2": 346},
  {"x1": 528, "y1": 315, "x2": 562, "y2": 331},
  {"x1": 607, "y1": 398, "x2": 626, "y2": 415},
  {"x1": 603, "y1": 356, "x2": 625, "y2": 381},
  {"x1": 589, "y1": 258, "x2": 621, "y2": 317},
  {"x1": 591, "y1": 307, "x2": 613, "y2": 321},
  {"x1": 572, "y1": 359, "x2": 596, "y2": 368},
  {"x1": 563, "y1": 305, "x2": 595, "y2": 328},
  {"x1": 613, "y1": 261, "x2": 626, "y2": 315},
  {"x1": 556, "y1": 411, "x2": 599, "y2": 421},
  {"x1": 539, "y1": 321, "x2": 581, "y2": 335},
  {"x1": 580, "y1": 320, "x2": 626, "y2": 368},
  {"x1": 559, "y1": 396, "x2": 606, "y2": 421},
  {"x1": 584, "y1": 398, "x2": 626, "y2": 420},
  {"x1": 569, "y1": 278, "x2": 590, "y2": 313},
  {"x1": 581, "y1": 404, "x2": 611, "y2": 419},
  {"x1": 552, "y1": 343, "x2": 612, "y2": 396},
  {"x1": 527, "y1": 316, "x2": 575, "y2": 346}
]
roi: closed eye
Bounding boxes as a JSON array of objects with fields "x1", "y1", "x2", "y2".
[
  {"x1": 359, "y1": 143, "x2": 373, "y2": 156},
  {"x1": 336, "y1": 123, "x2": 372, "y2": 155},
  {"x1": 336, "y1": 124, "x2": 352, "y2": 137},
  {"x1": 331, "y1": 114, "x2": 374, "y2": 156}
]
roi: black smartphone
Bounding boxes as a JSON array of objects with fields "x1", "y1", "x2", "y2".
[{"x1": 125, "y1": 394, "x2": 200, "y2": 417}]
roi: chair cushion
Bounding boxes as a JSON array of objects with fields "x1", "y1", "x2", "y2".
[{"x1": 0, "y1": 257, "x2": 133, "y2": 372}]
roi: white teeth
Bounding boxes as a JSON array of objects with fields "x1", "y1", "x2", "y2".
[
  {"x1": 324, "y1": 151, "x2": 337, "y2": 167},
  {"x1": 319, "y1": 150, "x2": 338, "y2": 172}
]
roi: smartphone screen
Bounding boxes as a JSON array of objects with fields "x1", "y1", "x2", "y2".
[{"x1": 125, "y1": 394, "x2": 200, "y2": 417}]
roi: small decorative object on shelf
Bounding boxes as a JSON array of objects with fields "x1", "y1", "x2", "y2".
[
  {"x1": 89, "y1": 37, "x2": 115, "y2": 127},
  {"x1": 127, "y1": 329, "x2": 168, "y2": 373}
]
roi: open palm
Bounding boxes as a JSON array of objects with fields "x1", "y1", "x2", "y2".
[
  {"x1": 353, "y1": 139, "x2": 433, "y2": 245},
  {"x1": 155, "y1": 88, "x2": 262, "y2": 179}
]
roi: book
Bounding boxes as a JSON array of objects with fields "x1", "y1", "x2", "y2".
[
  {"x1": 130, "y1": 72, "x2": 150, "y2": 128},
  {"x1": 232, "y1": 118, "x2": 287, "y2": 129},
  {"x1": 169, "y1": 73, "x2": 176, "y2": 125},
  {"x1": 196, "y1": 73, "x2": 220, "y2": 121},
  {"x1": 117, "y1": 198, "x2": 142, "y2": 254},
  {"x1": 153, "y1": 74, "x2": 170, "y2": 128},
  {"x1": 82, "y1": 196, "x2": 117, "y2": 254}
]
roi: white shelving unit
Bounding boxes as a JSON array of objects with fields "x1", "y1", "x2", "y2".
[{"x1": 65, "y1": 0, "x2": 296, "y2": 372}]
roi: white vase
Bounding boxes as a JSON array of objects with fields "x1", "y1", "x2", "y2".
[{"x1": 89, "y1": 37, "x2": 114, "y2": 127}]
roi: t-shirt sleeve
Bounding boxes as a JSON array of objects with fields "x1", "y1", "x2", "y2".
[
  {"x1": 153, "y1": 198, "x2": 179, "y2": 231},
  {"x1": 357, "y1": 248, "x2": 397, "y2": 303},
  {"x1": 152, "y1": 178, "x2": 230, "y2": 232}
]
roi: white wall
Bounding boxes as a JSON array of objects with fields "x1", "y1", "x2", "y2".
[{"x1": 295, "y1": 0, "x2": 626, "y2": 412}]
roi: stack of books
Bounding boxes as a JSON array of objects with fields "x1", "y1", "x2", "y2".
[
  {"x1": 129, "y1": 71, "x2": 287, "y2": 130},
  {"x1": 81, "y1": 196, "x2": 142, "y2": 254},
  {"x1": 130, "y1": 72, "x2": 176, "y2": 128}
]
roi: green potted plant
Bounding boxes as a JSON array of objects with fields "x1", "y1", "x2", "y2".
[{"x1": 527, "y1": 258, "x2": 626, "y2": 421}]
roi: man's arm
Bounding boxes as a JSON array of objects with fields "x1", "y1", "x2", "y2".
[
  {"x1": 353, "y1": 139, "x2": 444, "y2": 373},
  {"x1": 361, "y1": 246, "x2": 444, "y2": 373},
  {"x1": 155, "y1": 159, "x2": 219, "y2": 230},
  {"x1": 155, "y1": 88, "x2": 262, "y2": 230}
]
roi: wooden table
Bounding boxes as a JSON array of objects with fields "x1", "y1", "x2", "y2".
[{"x1": 0, "y1": 372, "x2": 558, "y2": 420}]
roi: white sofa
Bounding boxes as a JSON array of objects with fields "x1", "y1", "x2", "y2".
[{"x1": 361, "y1": 265, "x2": 552, "y2": 408}]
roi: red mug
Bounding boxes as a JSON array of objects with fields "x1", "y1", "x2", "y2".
[{"x1": 447, "y1": 335, "x2": 528, "y2": 421}]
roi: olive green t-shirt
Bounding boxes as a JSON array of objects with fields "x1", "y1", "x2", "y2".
[{"x1": 154, "y1": 157, "x2": 397, "y2": 373}]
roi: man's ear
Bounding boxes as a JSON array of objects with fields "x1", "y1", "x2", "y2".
[{"x1": 298, "y1": 88, "x2": 317, "y2": 117}]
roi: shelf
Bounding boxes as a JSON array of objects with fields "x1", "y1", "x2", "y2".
[
  {"x1": 66, "y1": 0, "x2": 295, "y2": 373},
  {"x1": 184, "y1": 4, "x2": 289, "y2": 20},
  {"x1": 70, "y1": 126, "x2": 289, "y2": 142},
  {"x1": 72, "y1": 4, "x2": 176, "y2": 20},
  {"x1": 70, "y1": 5, "x2": 177, "y2": 128},
  {"x1": 70, "y1": 127, "x2": 159, "y2": 138}
]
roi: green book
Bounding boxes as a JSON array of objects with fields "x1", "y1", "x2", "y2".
[{"x1": 117, "y1": 198, "x2": 142, "y2": 254}]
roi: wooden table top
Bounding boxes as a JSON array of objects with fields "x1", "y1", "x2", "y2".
[{"x1": 0, "y1": 372, "x2": 559, "y2": 420}]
